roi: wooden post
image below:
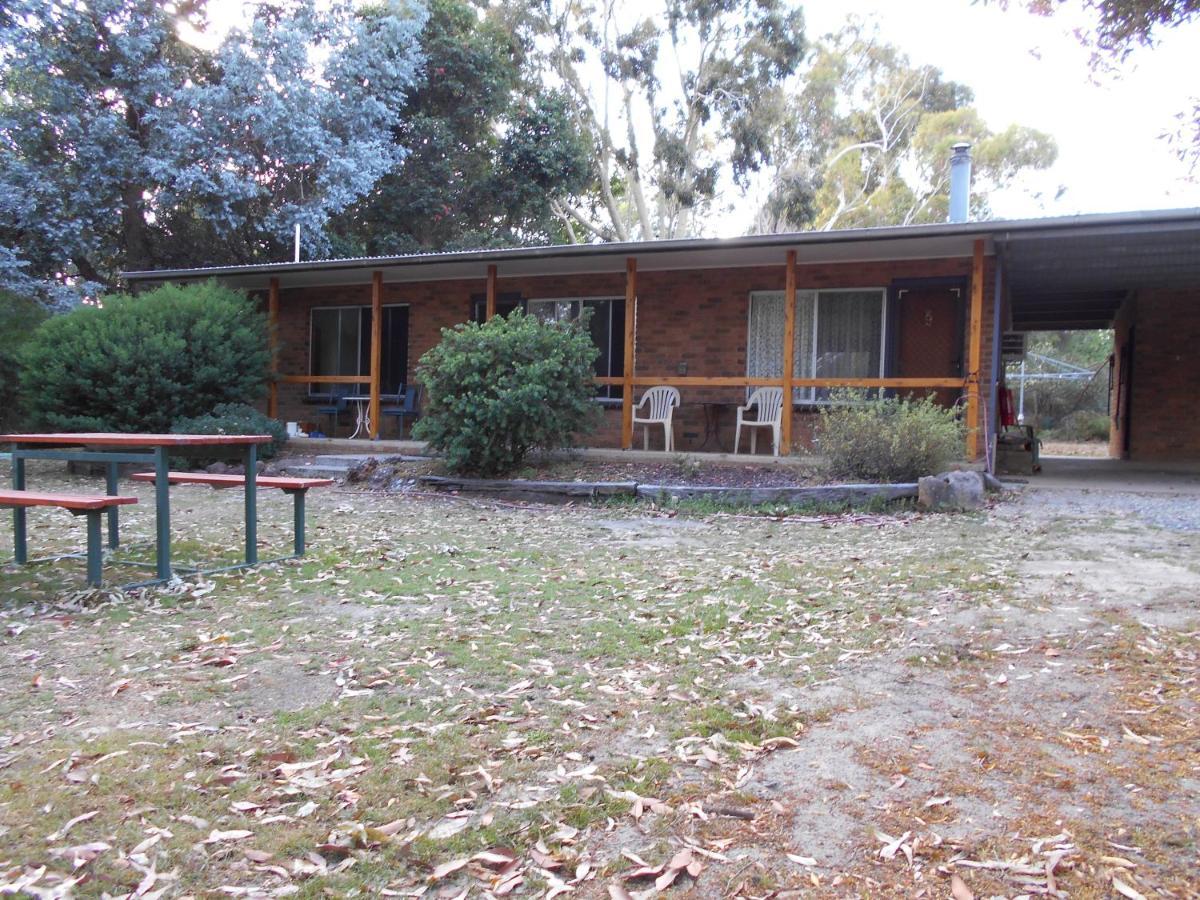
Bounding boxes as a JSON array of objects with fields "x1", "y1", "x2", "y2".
[
  {"x1": 621, "y1": 258, "x2": 637, "y2": 450},
  {"x1": 966, "y1": 239, "x2": 985, "y2": 460},
  {"x1": 485, "y1": 264, "x2": 497, "y2": 321},
  {"x1": 267, "y1": 277, "x2": 280, "y2": 420},
  {"x1": 369, "y1": 271, "x2": 383, "y2": 440},
  {"x1": 780, "y1": 250, "x2": 797, "y2": 455}
]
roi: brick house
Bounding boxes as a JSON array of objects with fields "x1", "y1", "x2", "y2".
[{"x1": 125, "y1": 207, "x2": 1200, "y2": 463}]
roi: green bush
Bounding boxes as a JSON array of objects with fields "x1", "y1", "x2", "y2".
[
  {"x1": 414, "y1": 310, "x2": 600, "y2": 476},
  {"x1": 19, "y1": 281, "x2": 270, "y2": 433},
  {"x1": 0, "y1": 291, "x2": 48, "y2": 431},
  {"x1": 817, "y1": 390, "x2": 963, "y2": 483},
  {"x1": 1053, "y1": 409, "x2": 1110, "y2": 443},
  {"x1": 171, "y1": 403, "x2": 288, "y2": 465}
]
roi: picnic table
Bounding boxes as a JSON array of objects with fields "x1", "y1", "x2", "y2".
[{"x1": 2, "y1": 433, "x2": 269, "y2": 587}]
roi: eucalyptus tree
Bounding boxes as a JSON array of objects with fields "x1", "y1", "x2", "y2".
[
  {"x1": 329, "y1": 0, "x2": 592, "y2": 255},
  {"x1": 512, "y1": 0, "x2": 806, "y2": 241},
  {"x1": 0, "y1": 0, "x2": 426, "y2": 304},
  {"x1": 756, "y1": 22, "x2": 1058, "y2": 232}
]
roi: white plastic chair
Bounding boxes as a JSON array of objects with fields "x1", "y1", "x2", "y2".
[
  {"x1": 735, "y1": 387, "x2": 784, "y2": 456},
  {"x1": 632, "y1": 385, "x2": 681, "y2": 451}
]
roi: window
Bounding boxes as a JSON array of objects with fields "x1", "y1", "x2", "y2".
[
  {"x1": 470, "y1": 294, "x2": 523, "y2": 323},
  {"x1": 309, "y1": 305, "x2": 409, "y2": 396},
  {"x1": 526, "y1": 297, "x2": 625, "y2": 399},
  {"x1": 748, "y1": 289, "x2": 886, "y2": 403}
]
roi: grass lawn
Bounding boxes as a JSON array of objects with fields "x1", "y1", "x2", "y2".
[{"x1": 0, "y1": 465, "x2": 1195, "y2": 897}]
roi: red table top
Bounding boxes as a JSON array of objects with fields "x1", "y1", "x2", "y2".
[{"x1": 0, "y1": 433, "x2": 272, "y2": 446}]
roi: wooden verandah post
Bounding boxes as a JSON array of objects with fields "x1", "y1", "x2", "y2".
[
  {"x1": 781, "y1": 250, "x2": 797, "y2": 455},
  {"x1": 621, "y1": 258, "x2": 637, "y2": 450},
  {"x1": 369, "y1": 270, "x2": 383, "y2": 439},
  {"x1": 485, "y1": 264, "x2": 497, "y2": 321},
  {"x1": 267, "y1": 277, "x2": 280, "y2": 420},
  {"x1": 966, "y1": 239, "x2": 985, "y2": 460}
]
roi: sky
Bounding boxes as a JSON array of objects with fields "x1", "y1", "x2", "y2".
[{"x1": 800, "y1": 0, "x2": 1200, "y2": 220}]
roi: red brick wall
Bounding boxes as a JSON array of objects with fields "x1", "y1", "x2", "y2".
[
  {"x1": 1121, "y1": 289, "x2": 1200, "y2": 461},
  {"x1": 271, "y1": 254, "x2": 993, "y2": 455}
]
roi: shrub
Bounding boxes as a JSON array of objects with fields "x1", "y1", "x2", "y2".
[
  {"x1": 19, "y1": 281, "x2": 270, "y2": 433},
  {"x1": 0, "y1": 291, "x2": 48, "y2": 431},
  {"x1": 170, "y1": 403, "x2": 288, "y2": 465},
  {"x1": 414, "y1": 310, "x2": 600, "y2": 476},
  {"x1": 817, "y1": 390, "x2": 963, "y2": 483},
  {"x1": 1053, "y1": 409, "x2": 1110, "y2": 443}
]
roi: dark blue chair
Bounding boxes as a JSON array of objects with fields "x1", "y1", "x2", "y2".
[
  {"x1": 313, "y1": 386, "x2": 351, "y2": 437},
  {"x1": 381, "y1": 384, "x2": 421, "y2": 438}
]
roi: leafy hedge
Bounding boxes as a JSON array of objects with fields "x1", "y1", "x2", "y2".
[
  {"x1": 0, "y1": 291, "x2": 48, "y2": 431},
  {"x1": 413, "y1": 310, "x2": 599, "y2": 475},
  {"x1": 818, "y1": 390, "x2": 963, "y2": 483},
  {"x1": 171, "y1": 403, "x2": 288, "y2": 465},
  {"x1": 20, "y1": 282, "x2": 271, "y2": 433}
]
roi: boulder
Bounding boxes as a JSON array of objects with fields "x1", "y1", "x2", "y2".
[
  {"x1": 918, "y1": 470, "x2": 986, "y2": 511},
  {"x1": 981, "y1": 471, "x2": 1006, "y2": 493}
]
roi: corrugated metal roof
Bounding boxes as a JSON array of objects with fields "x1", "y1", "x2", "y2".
[{"x1": 123, "y1": 207, "x2": 1200, "y2": 289}]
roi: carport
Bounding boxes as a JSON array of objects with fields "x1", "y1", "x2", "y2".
[{"x1": 993, "y1": 209, "x2": 1200, "y2": 462}]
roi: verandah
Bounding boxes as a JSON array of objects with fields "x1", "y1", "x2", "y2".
[{"x1": 265, "y1": 244, "x2": 988, "y2": 459}]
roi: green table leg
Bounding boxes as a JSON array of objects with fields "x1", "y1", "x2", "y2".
[
  {"x1": 287, "y1": 488, "x2": 306, "y2": 556},
  {"x1": 244, "y1": 444, "x2": 257, "y2": 565},
  {"x1": 105, "y1": 461, "x2": 120, "y2": 549},
  {"x1": 12, "y1": 453, "x2": 25, "y2": 565},
  {"x1": 154, "y1": 447, "x2": 171, "y2": 581},
  {"x1": 84, "y1": 510, "x2": 103, "y2": 587}
]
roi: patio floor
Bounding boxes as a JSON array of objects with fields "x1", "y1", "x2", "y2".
[{"x1": 1028, "y1": 455, "x2": 1200, "y2": 495}]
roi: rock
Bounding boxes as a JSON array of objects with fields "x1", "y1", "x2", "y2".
[
  {"x1": 346, "y1": 458, "x2": 377, "y2": 483},
  {"x1": 367, "y1": 464, "x2": 396, "y2": 490},
  {"x1": 918, "y1": 470, "x2": 985, "y2": 511},
  {"x1": 982, "y1": 471, "x2": 1006, "y2": 493},
  {"x1": 206, "y1": 461, "x2": 229, "y2": 474}
]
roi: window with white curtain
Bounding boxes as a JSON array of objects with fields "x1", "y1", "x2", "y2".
[{"x1": 747, "y1": 289, "x2": 886, "y2": 403}]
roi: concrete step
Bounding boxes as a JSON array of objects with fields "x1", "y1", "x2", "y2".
[
  {"x1": 277, "y1": 463, "x2": 354, "y2": 479},
  {"x1": 276, "y1": 453, "x2": 427, "y2": 479}
]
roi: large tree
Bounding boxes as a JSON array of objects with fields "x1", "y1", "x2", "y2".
[
  {"x1": 329, "y1": 0, "x2": 592, "y2": 255},
  {"x1": 511, "y1": 0, "x2": 806, "y2": 242},
  {"x1": 756, "y1": 22, "x2": 1058, "y2": 232},
  {"x1": 0, "y1": 0, "x2": 426, "y2": 304}
]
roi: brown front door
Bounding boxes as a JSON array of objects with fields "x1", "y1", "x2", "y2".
[{"x1": 895, "y1": 286, "x2": 962, "y2": 407}]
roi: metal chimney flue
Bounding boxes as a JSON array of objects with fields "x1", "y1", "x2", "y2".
[{"x1": 948, "y1": 142, "x2": 972, "y2": 223}]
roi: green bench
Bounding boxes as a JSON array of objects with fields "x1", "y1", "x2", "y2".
[
  {"x1": 0, "y1": 489, "x2": 138, "y2": 586},
  {"x1": 129, "y1": 472, "x2": 333, "y2": 556}
]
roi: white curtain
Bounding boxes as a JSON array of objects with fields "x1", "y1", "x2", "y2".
[
  {"x1": 748, "y1": 290, "x2": 817, "y2": 402},
  {"x1": 749, "y1": 289, "x2": 882, "y2": 403}
]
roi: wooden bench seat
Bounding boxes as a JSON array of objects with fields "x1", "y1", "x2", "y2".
[
  {"x1": 0, "y1": 490, "x2": 138, "y2": 511},
  {"x1": 0, "y1": 489, "x2": 138, "y2": 587},
  {"x1": 129, "y1": 471, "x2": 332, "y2": 556},
  {"x1": 129, "y1": 472, "x2": 334, "y2": 490}
]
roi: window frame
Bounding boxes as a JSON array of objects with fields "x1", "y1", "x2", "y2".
[
  {"x1": 746, "y1": 287, "x2": 889, "y2": 405},
  {"x1": 307, "y1": 302, "x2": 410, "y2": 397}
]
